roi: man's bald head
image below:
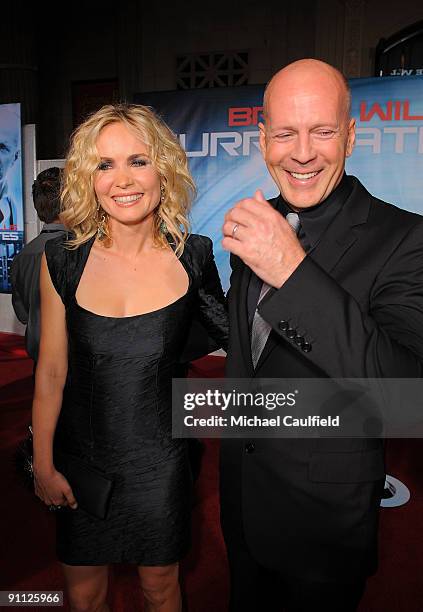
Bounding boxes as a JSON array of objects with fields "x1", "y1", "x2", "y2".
[
  {"x1": 263, "y1": 59, "x2": 351, "y2": 122},
  {"x1": 259, "y1": 58, "x2": 356, "y2": 209}
]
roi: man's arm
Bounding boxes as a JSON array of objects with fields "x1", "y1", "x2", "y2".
[
  {"x1": 259, "y1": 221, "x2": 423, "y2": 378},
  {"x1": 222, "y1": 190, "x2": 423, "y2": 378}
]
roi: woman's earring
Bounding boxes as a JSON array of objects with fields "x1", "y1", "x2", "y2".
[
  {"x1": 97, "y1": 212, "x2": 107, "y2": 240},
  {"x1": 159, "y1": 219, "x2": 168, "y2": 235},
  {"x1": 159, "y1": 186, "x2": 167, "y2": 233}
]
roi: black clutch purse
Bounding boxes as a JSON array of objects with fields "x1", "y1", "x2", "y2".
[
  {"x1": 54, "y1": 450, "x2": 114, "y2": 520},
  {"x1": 16, "y1": 426, "x2": 114, "y2": 520}
]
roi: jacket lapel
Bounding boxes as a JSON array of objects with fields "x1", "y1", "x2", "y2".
[
  {"x1": 307, "y1": 178, "x2": 371, "y2": 272},
  {"x1": 236, "y1": 261, "x2": 256, "y2": 376},
  {"x1": 255, "y1": 178, "x2": 371, "y2": 372}
]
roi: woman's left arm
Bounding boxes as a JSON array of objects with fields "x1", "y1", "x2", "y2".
[{"x1": 196, "y1": 243, "x2": 229, "y2": 352}]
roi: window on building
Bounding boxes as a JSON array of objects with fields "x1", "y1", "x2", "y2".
[{"x1": 176, "y1": 51, "x2": 249, "y2": 89}]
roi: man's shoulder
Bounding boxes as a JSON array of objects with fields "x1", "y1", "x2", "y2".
[
  {"x1": 11, "y1": 235, "x2": 45, "y2": 272},
  {"x1": 349, "y1": 175, "x2": 423, "y2": 231},
  {"x1": 348, "y1": 175, "x2": 423, "y2": 224}
]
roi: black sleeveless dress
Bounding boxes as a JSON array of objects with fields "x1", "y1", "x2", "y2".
[{"x1": 44, "y1": 233, "x2": 228, "y2": 566}]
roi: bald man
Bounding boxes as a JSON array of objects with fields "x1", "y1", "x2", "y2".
[{"x1": 220, "y1": 59, "x2": 423, "y2": 611}]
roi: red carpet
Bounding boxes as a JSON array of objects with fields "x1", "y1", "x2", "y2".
[{"x1": 1, "y1": 332, "x2": 423, "y2": 610}]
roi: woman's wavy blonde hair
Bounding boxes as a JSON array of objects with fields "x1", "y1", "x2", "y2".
[{"x1": 60, "y1": 103, "x2": 195, "y2": 256}]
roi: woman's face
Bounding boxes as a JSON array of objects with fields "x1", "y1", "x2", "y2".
[{"x1": 94, "y1": 121, "x2": 161, "y2": 228}]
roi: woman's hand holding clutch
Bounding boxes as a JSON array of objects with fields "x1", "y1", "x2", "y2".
[{"x1": 34, "y1": 465, "x2": 78, "y2": 511}]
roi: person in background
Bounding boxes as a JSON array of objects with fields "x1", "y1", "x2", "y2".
[{"x1": 11, "y1": 167, "x2": 66, "y2": 363}]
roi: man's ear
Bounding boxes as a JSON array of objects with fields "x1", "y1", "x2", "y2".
[
  {"x1": 345, "y1": 117, "x2": 356, "y2": 158},
  {"x1": 258, "y1": 122, "x2": 267, "y2": 158}
]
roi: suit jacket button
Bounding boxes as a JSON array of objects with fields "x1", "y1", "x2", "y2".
[
  {"x1": 278, "y1": 320, "x2": 289, "y2": 331},
  {"x1": 302, "y1": 342, "x2": 312, "y2": 352},
  {"x1": 294, "y1": 334, "x2": 304, "y2": 345},
  {"x1": 245, "y1": 442, "x2": 255, "y2": 454},
  {"x1": 287, "y1": 328, "x2": 296, "y2": 338}
]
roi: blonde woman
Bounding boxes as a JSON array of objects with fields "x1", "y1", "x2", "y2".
[{"x1": 32, "y1": 104, "x2": 228, "y2": 612}]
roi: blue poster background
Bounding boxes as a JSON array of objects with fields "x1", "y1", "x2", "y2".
[
  {"x1": 0, "y1": 103, "x2": 24, "y2": 293},
  {"x1": 348, "y1": 76, "x2": 423, "y2": 215},
  {"x1": 137, "y1": 76, "x2": 423, "y2": 290}
]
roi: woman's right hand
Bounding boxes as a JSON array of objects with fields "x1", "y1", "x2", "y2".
[{"x1": 34, "y1": 466, "x2": 78, "y2": 510}]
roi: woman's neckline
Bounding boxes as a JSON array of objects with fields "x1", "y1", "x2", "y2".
[
  {"x1": 72, "y1": 234, "x2": 191, "y2": 319},
  {"x1": 73, "y1": 290, "x2": 189, "y2": 319}
]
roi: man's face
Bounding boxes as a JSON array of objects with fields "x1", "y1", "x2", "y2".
[
  {"x1": 259, "y1": 75, "x2": 355, "y2": 210},
  {"x1": 0, "y1": 123, "x2": 18, "y2": 183}
]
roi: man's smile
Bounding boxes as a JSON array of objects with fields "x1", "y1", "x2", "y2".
[{"x1": 288, "y1": 170, "x2": 320, "y2": 180}]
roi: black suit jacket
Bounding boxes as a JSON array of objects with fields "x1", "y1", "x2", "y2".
[
  {"x1": 220, "y1": 176, "x2": 423, "y2": 583},
  {"x1": 11, "y1": 224, "x2": 67, "y2": 361}
]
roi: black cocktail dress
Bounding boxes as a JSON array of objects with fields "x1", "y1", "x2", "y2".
[{"x1": 44, "y1": 233, "x2": 227, "y2": 566}]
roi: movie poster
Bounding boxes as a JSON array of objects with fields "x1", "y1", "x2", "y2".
[{"x1": 0, "y1": 103, "x2": 23, "y2": 293}]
